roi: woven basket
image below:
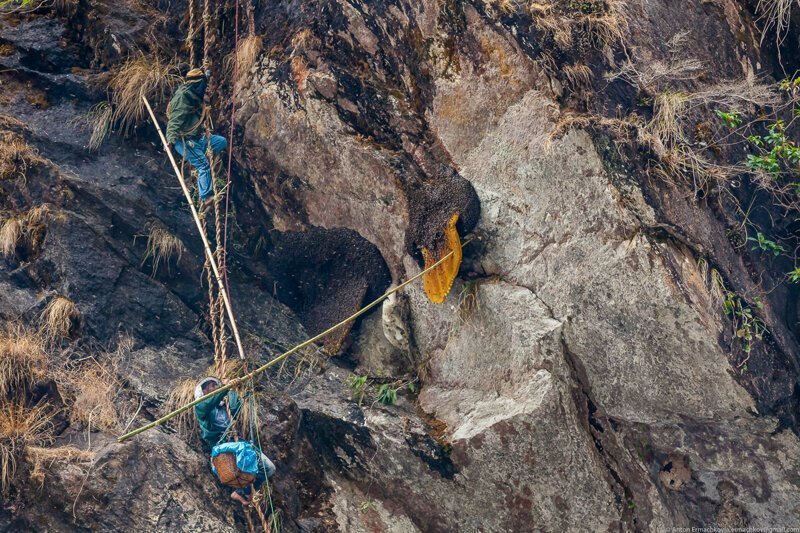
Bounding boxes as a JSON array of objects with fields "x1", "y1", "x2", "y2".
[{"x1": 213, "y1": 452, "x2": 256, "y2": 488}]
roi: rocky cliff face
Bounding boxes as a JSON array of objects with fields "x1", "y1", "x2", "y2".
[{"x1": 1, "y1": 0, "x2": 798, "y2": 531}]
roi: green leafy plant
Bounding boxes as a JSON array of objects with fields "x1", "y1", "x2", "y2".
[
  {"x1": 721, "y1": 288, "x2": 766, "y2": 355},
  {"x1": 715, "y1": 109, "x2": 742, "y2": 128},
  {"x1": 748, "y1": 232, "x2": 786, "y2": 256},
  {"x1": 0, "y1": 0, "x2": 39, "y2": 9},
  {"x1": 711, "y1": 270, "x2": 767, "y2": 371},
  {"x1": 745, "y1": 120, "x2": 800, "y2": 176},
  {"x1": 359, "y1": 498, "x2": 375, "y2": 514},
  {"x1": 778, "y1": 75, "x2": 800, "y2": 93},
  {"x1": 376, "y1": 384, "x2": 397, "y2": 406},
  {"x1": 347, "y1": 375, "x2": 368, "y2": 406},
  {"x1": 789, "y1": 267, "x2": 800, "y2": 283}
]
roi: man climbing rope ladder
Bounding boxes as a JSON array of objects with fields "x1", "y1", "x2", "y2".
[
  {"x1": 195, "y1": 377, "x2": 276, "y2": 506},
  {"x1": 166, "y1": 68, "x2": 227, "y2": 214}
]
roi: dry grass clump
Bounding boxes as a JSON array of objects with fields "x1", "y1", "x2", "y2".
[
  {"x1": 40, "y1": 295, "x2": 80, "y2": 342},
  {"x1": 755, "y1": 0, "x2": 799, "y2": 45},
  {"x1": 0, "y1": 216, "x2": 23, "y2": 257},
  {"x1": 0, "y1": 204, "x2": 51, "y2": 259},
  {"x1": 0, "y1": 402, "x2": 54, "y2": 493},
  {"x1": 607, "y1": 59, "x2": 704, "y2": 94},
  {"x1": 108, "y1": 52, "x2": 181, "y2": 134},
  {"x1": 227, "y1": 34, "x2": 263, "y2": 86},
  {"x1": 551, "y1": 73, "x2": 779, "y2": 192},
  {"x1": 0, "y1": 131, "x2": 36, "y2": 181},
  {"x1": 26, "y1": 444, "x2": 93, "y2": 487},
  {"x1": 564, "y1": 63, "x2": 593, "y2": 92},
  {"x1": 86, "y1": 102, "x2": 112, "y2": 151},
  {"x1": 0, "y1": 326, "x2": 46, "y2": 398},
  {"x1": 484, "y1": 0, "x2": 518, "y2": 14},
  {"x1": 584, "y1": 1, "x2": 628, "y2": 49},
  {"x1": 457, "y1": 280, "x2": 481, "y2": 324},
  {"x1": 213, "y1": 358, "x2": 247, "y2": 381},
  {"x1": 164, "y1": 377, "x2": 199, "y2": 438},
  {"x1": 70, "y1": 102, "x2": 113, "y2": 151},
  {"x1": 526, "y1": 0, "x2": 628, "y2": 51},
  {"x1": 142, "y1": 222, "x2": 184, "y2": 275},
  {"x1": 641, "y1": 79, "x2": 779, "y2": 188},
  {"x1": 67, "y1": 362, "x2": 120, "y2": 432}
]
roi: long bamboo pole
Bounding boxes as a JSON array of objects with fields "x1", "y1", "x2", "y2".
[
  {"x1": 142, "y1": 95, "x2": 247, "y2": 362},
  {"x1": 117, "y1": 239, "x2": 470, "y2": 443}
]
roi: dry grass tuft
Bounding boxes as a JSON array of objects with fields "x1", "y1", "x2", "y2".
[
  {"x1": 26, "y1": 444, "x2": 93, "y2": 486},
  {"x1": 0, "y1": 325, "x2": 46, "y2": 398},
  {"x1": 553, "y1": 25, "x2": 574, "y2": 50},
  {"x1": 604, "y1": 54, "x2": 779, "y2": 190},
  {"x1": 164, "y1": 378, "x2": 199, "y2": 438},
  {"x1": 290, "y1": 29, "x2": 314, "y2": 50},
  {"x1": 0, "y1": 402, "x2": 54, "y2": 493},
  {"x1": 649, "y1": 91, "x2": 690, "y2": 148},
  {"x1": 0, "y1": 216, "x2": 23, "y2": 257},
  {"x1": 484, "y1": 0, "x2": 517, "y2": 14},
  {"x1": 40, "y1": 296, "x2": 79, "y2": 342},
  {"x1": 0, "y1": 205, "x2": 51, "y2": 259},
  {"x1": 213, "y1": 358, "x2": 247, "y2": 382},
  {"x1": 606, "y1": 58, "x2": 704, "y2": 94},
  {"x1": 68, "y1": 362, "x2": 120, "y2": 432},
  {"x1": 755, "y1": 0, "x2": 799, "y2": 45},
  {"x1": 457, "y1": 280, "x2": 481, "y2": 324},
  {"x1": 0, "y1": 131, "x2": 36, "y2": 181},
  {"x1": 585, "y1": 6, "x2": 628, "y2": 48},
  {"x1": 25, "y1": 204, "x2": 49, "y2": 227},
  {"x1": 142, "y1": 222, "x2": 184, "y2": 275},
  {"x1": 87, "y1": 102, "x2": 112, "y2": 151},
  {"x1": 108, "y1": 52, "x2": 181, "y2": 134},
  {"x1": 227, "y1": 34, "x2": 263, "y2": 86},
  {"x1": 235, "y1": 392, "x2": 256, "y2": 440},
  {"x1": 564, "y1": 63, "x2": 593, "y2": 92}
]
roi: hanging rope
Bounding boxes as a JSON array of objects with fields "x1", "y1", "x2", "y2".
[
  {"x1": 221, "y1": 0, "x2": 243, "y2": 297},
  {"x1": 202, "y1": 0, "x2": 213, "y2": 70},
  {"x1": 200, "y1": 4, "x2": 270, "y2": 527},
  {"x1": 246, "y1": 0, "x2": 255, "y2": 35},
  {"x1": 187, "y1": 0, "x2": 200, "y2": 67}
]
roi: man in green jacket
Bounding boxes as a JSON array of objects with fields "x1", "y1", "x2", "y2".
[
  {"x1": 194, "y1": 376, "x2": 276, "y2": 505},
  {"x1": 194, "y1": 376, "x2": 241, "y2": 449},
  {"x1": 166, "y1": 68, "x2": 227, "y2": 212}
]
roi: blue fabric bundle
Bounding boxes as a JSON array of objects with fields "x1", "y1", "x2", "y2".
[{"x1": 210, "y1": 441, "x2": 260, "y2": 476}]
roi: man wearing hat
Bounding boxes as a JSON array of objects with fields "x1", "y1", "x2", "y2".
[{"x1": 166, "y1": 68, "x2": 226, "y2": 213}]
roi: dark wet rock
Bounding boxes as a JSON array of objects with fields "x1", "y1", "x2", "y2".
[{"x1": 267, "y1": 227, "x2": 391, "y2": 352}]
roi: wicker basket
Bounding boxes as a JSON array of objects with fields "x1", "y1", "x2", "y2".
[{"x1": 213, "y1": 452, "x2": 256, "y2": 488}]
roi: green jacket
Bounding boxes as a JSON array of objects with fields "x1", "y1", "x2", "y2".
[
  {"x1": 194, "y1": 389, "x2": 241, "y2": 447},
  {"x1": 165, "y1": 84, "x2": 204, "y2": 144}
]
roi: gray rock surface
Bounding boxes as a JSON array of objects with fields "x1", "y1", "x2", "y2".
[{"x1": 0, "y1": 0, "x2": 798, "y2": 531}]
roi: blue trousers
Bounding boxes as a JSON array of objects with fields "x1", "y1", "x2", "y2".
[
  {"x1": 235, "y1": 453, "x2": 276, "y2": 497},
  {"x1": 173, "y1": 134, "x2": 227, "y2": 200}
]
